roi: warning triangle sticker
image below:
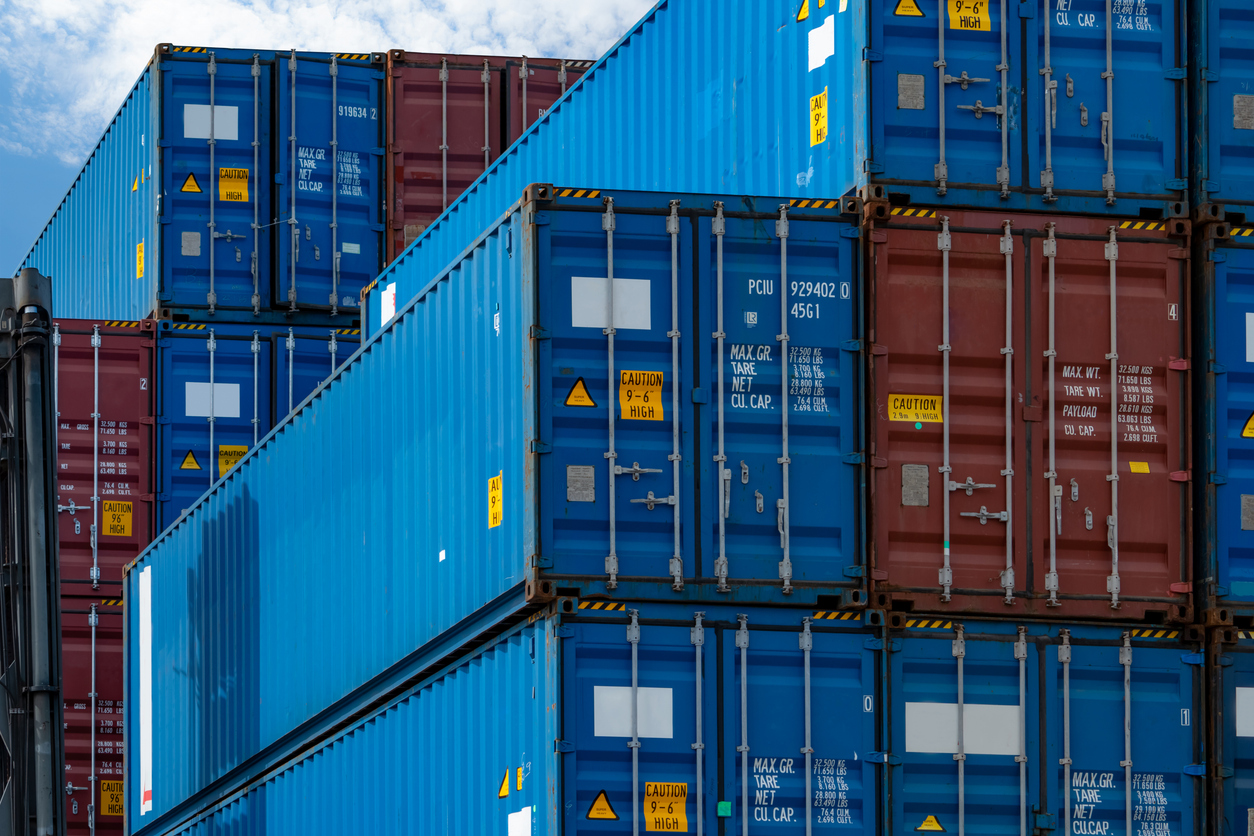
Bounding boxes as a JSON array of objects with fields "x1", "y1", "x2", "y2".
[
  {"x1": 180, "y1": 172, "x2": 202, "y2": 193},
  {"x1": 796, "y1": 0, "x2": 810, "y2": 20},
  {"x1": 916, "y1": 815, "x2": 946, "y2": 832},
  {"x1": 1243, "y1": 412, "x2": 1254, "y2": 438},
  {"x1": 179, "y1": 450, "x2": 201, "y2": 470},
  {"x1": 132, "y1": 177, "x2": 138, "y2": 192},
  {"x1": 498, "y1": 770, "x2": 510, "y2": 799},
  {"x1": 895, "y1": 0, "x2": 925, "y2": 14},
  {"x1": 564, "y1": 377, "x2": 597, "y2": 407},
  {"x1": 586, "y1": 789, "x2": 619, "y2": 821}
]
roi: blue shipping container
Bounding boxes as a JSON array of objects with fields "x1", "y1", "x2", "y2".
[
  {"x1": 20, "y1": 44, "x2": 384, "y2": 322},
  {"x1": 120, "y1": 187, "x2": 864, "y2": 823},
  {"x1": 1214, "y1": 630, "x2": 1254, "y2": 835},
  {"x1": 155, "y1": 321, "x2": 359, "y2": 530},
  {"x1": 1189, "y1": 0, "x2": 1254, "y2": 219},
  {"x1": 121, "y1": 600, "x2": 1205, "y2": 836},
  {"x1": 366, "y1": 0, "x2": 1187, "y2": 330}
]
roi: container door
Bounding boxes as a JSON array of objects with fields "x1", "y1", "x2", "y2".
[
  {"x1": 1219, "y1": 644, "x2": 1254, "y2": 836},
  {"x1": 721, "y1": 616, "x2": 877, "y2": 836},
  {"x1": 891, "y1": 624, "x2": 1038, "y2": 836},
  {"x1": 564, "y1": 615, "x2": 713, "y2": 834},
  {"x1": 390, "y1": 58, "x2": 503, "y2": 256},
  {"x1": 871, "y1": 0, "x2": 1018, "y2": 193},
  {"x1": 275, "y1": 54, "x2": 383, "y2": 314},
  {"x1": 539, "y1": 200, "x2": 698, "y2": 586},
  {"x1": 270, "y1": 327, "x2": 359, "y2": 422},
  {"x1": 157, "y1": 326, "x2": 271, "y2": 530},
  {"x1": 506, "y1": 58, "x2": 573, "y2": 145},
  {"x1": 1034, "y1": 0, "x2": 1181, "y2": 200},
  {"x1": 1199, "y1": 0, "x2": 1254, "y2": 207},
  {"x1": 1043, "y1": 634, "x2": 1200, "y2": 836},
  {"x1": 701, "y1": 205, "x2": 860, "y2": 593},
  {"x1": 162, "y1": 52, "x2": 272, "y2": 313},
  {"x1": 1213, "y1": 247, "x2": 1254, "y2": 603}
]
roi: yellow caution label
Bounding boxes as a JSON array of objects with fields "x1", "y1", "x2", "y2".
[
  {"x1": 1243, "y1": 412, "x2": 1254, "y2": 438},
  {"x1": 180, "y1": 171, "x2": 202, "y2": 193},
  {"x1": 888, "y1": 393, "x2": 943, "y2": 423},
  {"x1": 916, "y1": 815, "x2": 946, "y2": 832},
  {"x1": 797, "y1": 0, "x2": 810, "y2": 20},
  {"x1": 132, "y1": 176, "x2": 138, "y2": 192},
  {"x1": 1129, "y1": 461, "x2": 1150, "y2": 474},
  {"x1": 179, "y1": 450, "x2": 201, "y2": 470},
  {"x1": 517, "y1": 767, "x2": 523, "y2": 791},
  {"x1": 498, "y1": 769, "x2": 510, "y2": 799},
  {"x1": 810, "y1": 87, "x2": 829, "y2": 147},
  {"x1": 564, "y1": 377, "x2": 597, "y2": 407},
  {"x1": 136, "y1": 241, "x2": 144, "y2": 279},
  {"x1": 101, "y1": 780, "x2": 124, "y2": 816},
  {"x1": 619, "y1": 370, "x2": 664, "y2": 421},
  {"x1": 219, "y1": 167, "x2": 249, "y2": 202},
  {"x1": 644, "y1": 782, "x2": 688, "y2": 832},
  {"x1": 587, "y1": 789, "x2": 619, "y2": 820},
  {"x1": 102, "y1": 501, "x2": 132, "y2": 537},
  {"x1": 948, "y1": 0, "x2": 990, "y2": 30},
  {"x1": 489, "y1": 470, "x2": 503, "y2": 528},
  {"x1": 895, "y1": 0, "x2": 925, "y2": 14},
  {"x1": 218, "y1": 444, "x2": 249, "y2": 478}
]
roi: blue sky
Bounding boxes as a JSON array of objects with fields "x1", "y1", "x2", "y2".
[{"x1": 0, "y1": 0, "x2": 654, "y2": 273}]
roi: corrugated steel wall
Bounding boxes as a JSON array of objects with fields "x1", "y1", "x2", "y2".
[
  {"x1": 23, "y1": 71, "x2": 156, "y2": 320},
  {"x1": 124, "y1": 209, "x2": 531, "y2": 821},
  {"x1": 365, "y1": 0, "x2": 869, "y2": 331}
]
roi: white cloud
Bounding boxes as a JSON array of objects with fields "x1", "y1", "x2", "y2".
[{"x1": 0, "y1": 0, "x2": 655, "y2": 164}]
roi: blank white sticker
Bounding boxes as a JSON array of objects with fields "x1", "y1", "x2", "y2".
[
  {"x1": 342, "y1": 242, "x2": 360, "y2": 255},
  {"x1": 507, "y1": 807, "x2": 532, "y2": 836},
  {"x1": 185, "y1": 382, "x2": 241, "y2": 418},
  {"x1": 381, "y1": 282, "x2": 397, "y2": 326},
  {"x1": 571, "y1": 277, "x2": 651, "y2": 330},
  {"x1": 1236, "y1": 687, "x2": 1254, "y2": 737},
  {"x1": 808, "y1": 15, "x2": 835, "y2": 71},
  {"x1": 905, "y1": 702, "x2": 1019, "y2": 756},
  {"x1": 593, "y1": 685, "x2": 673, "y2": 738},
  {"x1": 1246, "y1": 312, "x2": 1254, "y2": 362},
  {"x1": 138, "y1": 566, "x2": 153, "y2": 814},
  {"x1": 183, "y1": 104, "x2": 239, "y2": 141}
]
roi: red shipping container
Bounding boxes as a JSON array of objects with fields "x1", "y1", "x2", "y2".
[
  {"x1": 385, "y1": 51, "x2": 592, "y2": 261},
  {"x1": 867, "y1": 208, "x2": 1192, "y2": 622},
  {"x1": 54, "y1": 320, "x2": 156, "y2": 832}
]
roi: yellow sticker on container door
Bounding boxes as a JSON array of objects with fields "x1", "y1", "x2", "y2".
[
  {"x1": 102, "y1": 501, "x2": 132, "y2": 537},
  {"x1": 895, "y1": 0, "x2": 925, "y2": 14},
  {"x1": 218, "y1": 167, "x2": 249, "y2": 202},
  {"x1": 619, "y1": 370, "x2": 664, "y2": 420},
  {"x1": 1129, "y1": 461, "x2": 1150, "y2": 474},
  {"x1": 644, "y1": 782, "x2": 688, "y2": 832},
  {"x1": 810, "y1": 87, "x2": 829, "y2": 147},
  {"x1": 1242, "y1": 412, "x2": 1254, "y2": 438},
  {"x1": 100, "y1": 781, "x2": 124, "y2": 816},
  {"x1": 948, "y1": 0, "x2": 990, "y2": 30},
  {"x1": 218, "y1": 445, "x2": 249, "y2": 478},
  {"x1": 489, "y1": 471, "x2": 503, "y2": 528},
  {"x1": 136, "y1": 242, "x2": 144, "y2": 278},
  {"x1": 888, "y1": 393, "x2": 944, "y2": 423}
]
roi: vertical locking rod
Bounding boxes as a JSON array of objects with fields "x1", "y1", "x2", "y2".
[
  {"x1": 330, "y1": 56, "x2": 340, "y2": 315},
  {"x1": 604, "y1": 198, "x2": 619, "y2": 588},
  {"x1": 776, "y1": 206, "x2": 792, "y2": 593},
  {"x1": 329, "y1": 329, "x2": 338, "y2": 379},
  {"x1": 997, "y1": 0, "x2": 1010, "y2": 196},
  {"x1": 287, "y1": 328, "x2": 296, "y2": 415},
  {"x1": 692, "y1": 614, "x2": 705, "y2": 836},
  {"x1": 250, "y1": 332, "x2": 260, "y2": 446},
  {"x1": 1105, "y1": 227, "x2": 1120, "y2": 608},
  {"x1": 1015, "y1": 627, "x2": 1027, "y2": 836},
  {"x1": 1000, "y1": 222, "x2": 1014, "y2": 603},
  {"x1": 208, "y1": 329, "x2": 217, "y2": 487},
  {"x1": 559, "y1": 59, "x2": 568, "y2": 94},
  {"x1": 90, "y1": 326, "x2": 100, "y2": 589},
  {"x1": 520, "y1": 56, "x2": 529, "y2": 135},
  {"x1": 713, "y1": 203, "x2": 729, "y2": 591},
  {"x1": 628, "y1": 610, "x2": 642, "y2": 836},
  {"x1": 668, "y1": 201, "x2": 683, "y2": 590},
  {"x1": 1040, "y1": 1, "x2": 1056, "y2": 201},
  {"x1": 801, "y1": 618, "x2": 814, "y2": 836},
  {"x1": 1044, "y1": 225, "x2": 1060, "y2": 603},
  {"x1": 1120, "y1": 633, "x2": 1133, "y2": 836},
  {"x1": 954, "y1": 624, "x2": 966, "y2": 836},
  {"x1": 935, "y1": 0, "x2": 948, "y2": 194},
  {"x1": 1101, "y1": 0, "x2": 1116, "y2": 203},
  {"x1": 288, "y1": 50, "x2": 299, "y2": 311},
  {"x1": 939, "y1": 218, "x2": 954, "y2": 600},
  {"x1": 481, "y1": 60, "x2": 491, "y2": 168},
  {"x1": 88, "y1": 602, "x2": 98, "y2": 836},
  {"x1": 736, "y1": 615, "x2": 750, "y2": 836},
  {"x1": 440, "y1": 58, "x2": 449, "y2": 210},
  {"x1": 1059, "y1": 631, "x2": 1073, "y2": 836},
  {"x1": 251, "y1": 55, "x2": 261, "y2": 314},
  {"x1": 207, "y1": 53, "x2": 218, "y2": 313}
]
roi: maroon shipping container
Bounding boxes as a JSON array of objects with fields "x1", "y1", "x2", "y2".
[
  {"x1": 385, "y1": 51, "x2": 592, "y2": 261},
  {"x1": 867, "y1": 208, "x2": 1192, "y2": 622},
  {"x1": 54, "y1": 319, "x2": 156, "y2": 833}
]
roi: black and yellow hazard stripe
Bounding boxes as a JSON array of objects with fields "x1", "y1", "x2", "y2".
[
  {"x1": 1236, "y1": 630, "x2": 1254, "y2": 640},
  {"x1": 789, "y1": 198, "x2": 843, "y2": 209},
  {"x1": 362, "y1": 277, "x2": 380, "y2": 296},
  {"x1": 334, "y1": 328, "x2": 361, "y2": 335},
  {"x1": 99, "y1": 599, "x2": 123, "y2": 607},
  {"x1": 172, "y1": 46, "x2": 208, "y2": 53},
  {"x1": 889, "y1": 207, "x2": 938, "y2": 218},
  {"x1": 1128, "y1": 628, "x2": 1180, "y2": 639},
  {"x1": 812, "y1": 611, "x2": 861, "y2": 621},
  {"x1": 556, "y1": 189, "x2": 602, "y2": 199},
  {"x1": 1117, "y1": 220, "x2": 1166, "y2": 231},
  {"x1": 103, "y1": 321, "x2": 140, "y2": 328},
  {"x1": 171, "y1": 323, "x2": 208, "y2": 330},
  {"x1": 334, "y1": 53, "x2": 371, "y2": 61},
  {"x1": 1232, "y1": 227, "x2": 1254, "y2": 238},
  {"x1": 901, "y1": 618, "x2": 953, "y2": 630},
  {"x1": 578, "y1": 601, "x2": 626, "y2": 611}
]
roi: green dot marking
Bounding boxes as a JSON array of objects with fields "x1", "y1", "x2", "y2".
[{"x1": 915, "y1": 422, "x2": 923, "y2": 430}]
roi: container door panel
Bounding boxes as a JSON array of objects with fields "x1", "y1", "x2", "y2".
[
  {"x1": 270, "y1": 328, "x2": 357, "y2": 422},
  {"x1": 566, "y1": 620, "x2": 710, "y2": 834},
  {"x1": 873, "y1": 0, "x2": 1016, "y2": 189},
  {"x1": 158, "y1": 327, "x2": 271, "y2": 530},
  {"x1": 1207, "y1": 2, "x2": 1254, "y2": 204},
  {"x1": 1215, "y1": 253, "x2": 1254, "y2": 600},
  {"x1": 721, "y1": 622, "x2": 876, "y2": 836},
  {"x1": 508, "y1": 61, "x2": 570, "y2": 144},
  {"x1": 276, "y1": 57, "x2": 382, "y2": 312},
  {"x1": 163, "y1": 56, "x2": 272, "y2": 311},
  {"x1": 892, "y1": 630, "x2": 1037, "y2": 836},
  {"x1": 541, "y1": 208, "x2": 696, "y2": 582},
  {"x1": 1221, "y1": 649, "x2": 1254, "y2": 836},
  {"x1": 706, "y1": 211, "x2": 859, "y2": 588}
]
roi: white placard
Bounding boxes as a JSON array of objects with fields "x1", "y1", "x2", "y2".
[
  {"x1": 905, "y1": 701, "x2": 1020, "y2": 756},
  {"x1": 571, "y1": 277, "x2": 651, "y2": 330},
  {"x1": 185, "y1": 382, "x2": 241, "y2": 418},
  {"x1": 183, "y1": 104, "x2": 239, "y2": 141},
  {"x1": 593, "y1": 685, "x2": 674, "y2": 738}
]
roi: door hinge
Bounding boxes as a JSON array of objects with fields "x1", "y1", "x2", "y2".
[
  {"x1": 531, "y1": 440, "x2": 552, "y2": 454},
  {"x1": 840, "y1": 226, "x2": 861, "y2": 239},
  {"x1": 1210, "y1": 473, "x2": 1228, "y2": 486},
  {"x1": 1203, "y1": 180, "x2": 1221, "y2": 193},
  {"x1": 139, "y1": 416, "x2": 155, "y2": 425},
  {"x1": 1168, "y1": 358, "x2": 1189, "y2": 371},
  {"x1": 1170, "y1": 582, "x2": 1192, "y2": 594},
  {"x1": 1180, "y1": 652, "x2": 1204, "y2": 666},
  {"x1": 843, "y1": 452, "x2": 865, "y2": 465},
  {"x1": 841, "y1": 339, "x2": 862, "y2": 352},
  {"x1": 1203, "y1": 69, "x2": 1220, "y2": 82},
  {"x1": 1210, "y1": 250, "x2": 1227, "y2": 263},
  {"x1": 555, "y1": 740, "x2": 575, "y2": 753},
  {"x1": 530, "y1": 325, "x2": 551, "y2": 340},
  {"x1": 531, "y1": 211, "x2": 551, "y2": 226},
  {"x1": 691, "y1": 387, "x2": 709, "y2": 404},
  {"x1": 1210, "y1": 362, "x2": 1227, "y2": 375},
  {"x1": 864, "y1": 637, "x2": 902, "y2": 652},
  {"x1": 1022, "y1": 405, "x2": 1043, "y2": 422},
  {"x1": 532, "y1": 554, "x2": 553, "y2": 569},
  {"x1": 555, "y1": 625, "x2": 575, "y2": 639},
  {"x1": 866, "y1": 751, "x2": 900, "y2": 764},
  {"x1": 1035, "y1": 813, "x2": 1057, "y2": 830},
  {"x1": 1165, "y1": 178, "x2": 1188, "y2": 190},
  {"x1": 1168, "y1": 248, "x2": 1189, "y2": 260},
  {"x1": 864, "y1": 161, "x2": 885, "y2": 174},
  {"x1": 1017, "y1": 0, "x2": 1035, "y2": 16},
  {"x1": 1183, "y1": 764, "x2": 1206, "y2": 777},
  {"x1": 1169, "y1": 471, "x2": 1190, "y2": 482},
  {"x1": 1162, "y1": 68, "x2": 1186, "y2": 80},
  {"x1": 862, "y1": 49, "x2": 883, "y2": 62},
  {"x1": 843, "y1": 565, "x2": 865, "y2": 579}
]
